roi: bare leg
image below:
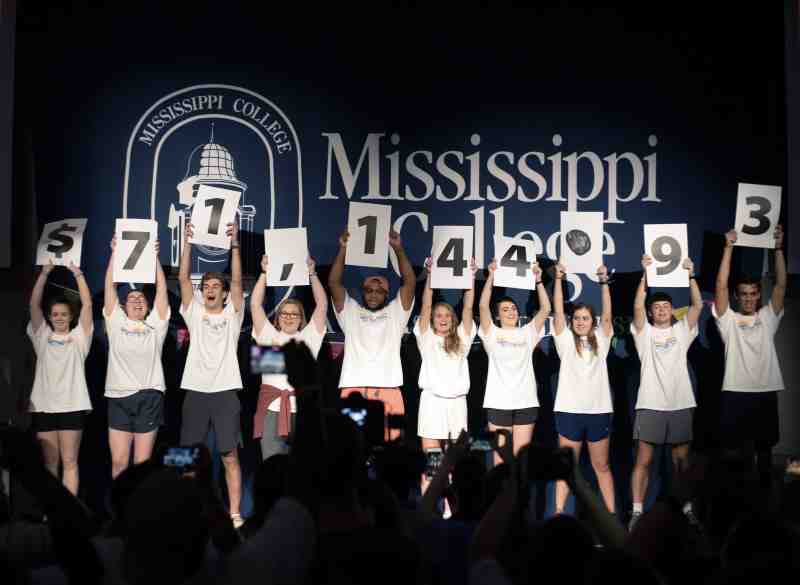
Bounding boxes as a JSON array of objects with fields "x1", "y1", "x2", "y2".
[
  {"x1": 671, "y1": 442, "x2": 690, "y2": 473},
  {"x1": 588, "y1": 437, "x2": 615, "y2": 513},
  {"x1": 58, "y1": 430, "x2": 83, "y2": 496},
  {"x1": 37, "y1": 431, "x2": 61, "y2": 478},
  {"x1": 489, "y1": 422, "x2": 512, "y2": 467},
  {"x1": 109, "y1": 429, "x2": 134, "y2": 479},
  {"x1": 512, "y1": 424, "x2": 534, "y2": 455},
  {"x1": 132, "y1": 430, "x2": 158, "y2": 465},
  {"x1": 631, "y1": 440, "x2": 655, "y2": 509},
  {"x1": 221, "y1": 449, "x2": 242, "y2": 516},
  {"x1": 555, "y1": 435, "x2": 582, "y2": 513}
]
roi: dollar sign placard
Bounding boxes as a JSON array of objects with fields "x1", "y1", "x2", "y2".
[{"x1": 36, "y1": 218, "x2": 88, "y2": 267}]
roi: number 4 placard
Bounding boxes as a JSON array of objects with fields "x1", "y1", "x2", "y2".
[
  {"x1": 494, "y1": 236, "x2": 537, "y2": 290},
  {"x1": 431, "y1": 226, "x2": 473, "y2": 289},
  {"x1": 643, "y1": 224, "x2": 688, "y2": 288},
  {"x1": 264, "y1": 227, "x2": 309, "y2": 286},
  {"x1": 345, "y1": 202, "x2": 391, "y2": 268},
  {"x1": 114, "y1": 219, "x2": 157, "y2": 284},
  {"x1": 734, "y1": 183, "x2": 782, "y2": 249},
  {"x1": 189, "y1": 185, "x2": 241, "y2": 250}
]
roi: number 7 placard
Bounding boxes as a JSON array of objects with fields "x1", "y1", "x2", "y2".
[
  {"x1": 189, "y1": 185, "x2": 241, "y2": 250},
  {"x1": 734, "y1": 183, "x2": 782, "y2": 249},
  {"x1": 264, "y1": 227, "x2": 309, "y2": 286},
  {"x1": 114, "y1": 219, "x2": 157, "y2": 284},
  {"x1": 643, "y1": 224, "x2": 688, "y2": 288},
  {"x1": 345, "y1": 202, "x2": 391, "y2": 268},
  {"x1": 431, "y1": 226, "x2": 473, "y2": 289}
]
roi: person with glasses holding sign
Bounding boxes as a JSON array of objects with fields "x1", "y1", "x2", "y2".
[
  {"x1": 27, "y1": 260, "x2": 93, "y2": 496},
  {"x1": 713, "y1": 224, "x2": 786, "y2": 489},
  {"x1": 103, "y1": 236, "x2": 170, "y2": 479},
  {"x1": 178, "y1": 219, "x2": 245, "y2": 528},
  {"x1": 250, "y1": 254, "x2": 327, "y2": 460},
  {"x1": 329, "y1": 228, "x2": 415, "y2": 441},
  {"x1": 552, "y1": 262, "x2": 615, "y2": 515},
  {"x1": 478, "y1": 258, "x2": 551, "y2": 466}
]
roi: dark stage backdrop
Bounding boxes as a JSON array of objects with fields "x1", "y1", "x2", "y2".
[{"x1": 13, "y1": 3, "x2": 793, "y2": 516}]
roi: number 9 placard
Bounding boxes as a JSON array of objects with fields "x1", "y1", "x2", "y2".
[
  {"x1": 734, "y1": 183, "x2": 782, "y2": 249},
  {"x1": 114, "y1": 219, "x2": 157, "y2": 284},
  {"x1": 643, "y1": 224, "x2": 688, "y2": 288},
  {"x1": 345, "y1": 202, "x2": 391, "y2": 268},
  {"x1": 431, "y1": 225, "x2": 473, "y2": 289},
  {"x1": 189, "y1": 185, "x2": 241, "y2": 250}
]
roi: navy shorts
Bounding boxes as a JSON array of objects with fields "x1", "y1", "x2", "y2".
[
  {"x1": 108, "y1": 389, "x2": 164, "y2": 433},
  {"x1": 720, "y1": 391, "x2": 779, "y2": 449},
  {"x1": 555, "y1": 412, "x2": 612, "y2": 442}
]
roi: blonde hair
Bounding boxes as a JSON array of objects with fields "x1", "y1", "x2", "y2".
[
  {"x1": 272, "y1": 299, "x2": 307, "y2": 331},
  {"x1": 431, "y1": 302, "x2": 462, "y2": 356}
]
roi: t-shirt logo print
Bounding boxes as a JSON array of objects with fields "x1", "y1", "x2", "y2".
[{"x1": 202, "y1": 316, "x2": 229, "y2": 332}]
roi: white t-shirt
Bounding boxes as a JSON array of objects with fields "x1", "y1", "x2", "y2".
[
  {"x1": 179, "y1": 298, "x2": 244, "y2": 392},
  {"x1": 553, "y1": 326, "x2": 613, "y2": 414},
  {"x1": 253, "y1": 319, "x2": 326, "y2": 412},
  {"x1": 27, "y1": 321, "x2": 93, "y2": 413},
  {"x1": 335, "y1": 293, "x2": 413, "y2": 388},
  {"x1": 414, "y1": 321, "x2": 476, "y2": 398},
  {"x1": 712, "y1": 302, "x2": 784, "y2": 393},
  {"x1": 478, "y1": 322, "x2": 541, "y2": 410},
  {"x1": 632, "y1": 318, "x2": 697, "y2": 411},
  {"x1": 104, "y1": 304, "x2": 170, "y2": 398}
]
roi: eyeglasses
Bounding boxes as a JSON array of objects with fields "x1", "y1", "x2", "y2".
[{"x1": 279, "y1": 312, "x2": 302, "y2": 319}]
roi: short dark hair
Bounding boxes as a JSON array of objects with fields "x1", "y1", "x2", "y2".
[
  {"x1": 46, "y1": 296, "x2": 77, "y2": 327},
  {"x1": 735, "y1": 275, "x2": 762, "y2": 291},
  {"x1": 647, "y1": 291, "x2": 673, "y2": 308},
  {"x1": 200, "y1": 272, "x2": 230, "y2": 292}
]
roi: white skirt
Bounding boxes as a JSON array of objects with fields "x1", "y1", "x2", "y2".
[{"x1": 417, "y1": 390, "x2": 468, "y2": 440}]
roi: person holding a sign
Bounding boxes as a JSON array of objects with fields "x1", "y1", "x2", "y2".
[
  {"x1": 329, "y1": 228, "x2": 416, "y2": 441},
  {"x1": 27, "y1": 261, "x2": 93, "y2": 496},
  {"x1": 178, "y1": 220, "x2": 246, "y2": 527},
  {"x1": 713, "y1": 224, "x2": 787, "y2": 488},
  {"x1": 552, "y1": 263, "x2": 615, "y2": 515},
  {"x1": 414, "y1": 257, "x2": 477, "y2": 491},
  {"x1": 478, "y1": 259, "x2": 551, "y2": 465},
  {"x1": 250, "y1": 254, "x2": 327, "y2": 461},
  {"x1": 628, "y1": 255, "x2": 702, "y2": 528},
  {"x1": 103, "y1": 236, "x2": 170, "y2": 479}
]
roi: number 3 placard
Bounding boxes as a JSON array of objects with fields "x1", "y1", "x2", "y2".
[
  {"x1": 431, "y1": 226, "x2": 473, "y2": 289},
  {"x1": 345, "y1": 202, "x2": 391, "y2": 268},
  {"x1": 734, "y1": 183, "x2": 782, "y2": 249},
  {"x1": 643, "y1": 224, "x2": 688, "y2": 288},
  {"x1": 189, "y1": 185, "x2": 241, "y2": 250},
  {"x1": 114, "y1": 219, "x2": 157, "y2": 284}
]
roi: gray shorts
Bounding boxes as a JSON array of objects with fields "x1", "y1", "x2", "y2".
[
  {"x1": 259, "y1": 411, "x2": 295, "y2": 461},
  {"x1": 181, "y1": 390, "x2": 242, "y2": 453},
  {"x1": 634, "y1": 408, "x2": 694, "y2": 445}
]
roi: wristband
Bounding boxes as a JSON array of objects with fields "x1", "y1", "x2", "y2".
[
  {"x1": 600, "y1": 282, "x2": 609, "y2": 286},
  {"x1": 689, "y1": 275, "x2": 696, "y2": 280},
  {"x1": 309, "y1": 272, "x2": 317, "y2": 277},
  {"x1": 230, "y1": 243, "x2": 240, "y2": 249}
]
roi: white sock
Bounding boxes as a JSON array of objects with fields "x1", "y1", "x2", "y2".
[
  {"x1": 632, "y1": 502, "x2": 643, "y2": 514},
  {"x1": 682, "y1": 502, "x2": 693, "y2": 515}
]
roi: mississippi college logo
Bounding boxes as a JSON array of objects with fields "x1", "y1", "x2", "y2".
[{"x1": 121, "y1": 84, "x2": 304, "y2": 285}]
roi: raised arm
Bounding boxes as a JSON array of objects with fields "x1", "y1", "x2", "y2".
[
  {"x1": 103, "y1": 237, "x2": 119, "y2": 318},
  {"x1": 30, "y1": 262, "x2": 55, "y2": 331},
  {"x1": 153, "y1": 240, "x2": 169, "y2": 320},
  {"x1": 684, "y1": 257, "x2": 703, "y2": 330},
  {"x1": 632, "y1": 255, "x2": 649, "y2": 333},
  {"x1": 418, "y1": 258, "x2": 433, "y2": 335},
  {"x1": 461, "y1": 258, "x2": 477, "y2": 333},
  {"x1": 553, "y1": 262, "x2": 566, "y2": 335},
  {"x1": 307, "y1": 256, "x2": 328, "y2": 334},
  {"x1": 390, "y1": 229, "x2": 415, "y2": 311},
  {"x1": 250, "y1": 255, "x2": 269, "y2": 338},
  {"x1": 328, "y1": 230, "x2": 348, "y2": 313},
  {"x1": 178, "y1": 223, "x2": 195, "y2": 311},
  {"x1": 68, "y1": 262, "x2": 93, "y2": 336},
  {"x1": 597, "y1": 265, "x2": 613, "y2": 338},
  {"x1": 772, "y1": 224, "x2": 786, "y2": 314},
  {"x1": 478, "y1": 260, "x2": 496, "y2": 335},
  {"x1": 714, "y1": 229, "x2": 736, "y2": 318},
  {"x1": 531, "y1": 261, "x2": 551, "y2": 332},
  {"x1": 227, "y1": 220, "x2": 244, "y2": 313}
]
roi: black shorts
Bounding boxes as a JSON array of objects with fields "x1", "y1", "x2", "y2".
[
  {"x1": 486, "y1": 407, "x2": 539, "y2": 426},
  {"x1": 181, "y1": 390, "x2": 242, "y2": 453},
  {"x1": 720, "y1": 391, "x2": 779, "y2": 449},
  {"x1": 30, "y1": 411, "x2": 88, "y2": 432},
  {"x1": 108, "y1": 389, "x2": 164, "y2": 433}
]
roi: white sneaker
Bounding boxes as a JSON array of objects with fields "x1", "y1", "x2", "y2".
[{"x1": 231, "y1": 513, "x2": 244, "y2": 529}]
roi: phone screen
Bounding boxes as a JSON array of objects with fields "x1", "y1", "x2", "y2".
[
  {"x1": 163, "y1": 446, "x2": 200, "y2": 469},
  {"x1": 250, "y1": 345, "x2": 286, "y2": 375}
]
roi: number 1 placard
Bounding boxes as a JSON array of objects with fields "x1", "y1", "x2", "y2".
[
  {"x1": 113, "y1": 219, "x2": 157, "y2": 284},
  {"x1": 734, "y1": 183, "x2": 782, "y2": 249},
  {"x1": 643, "y1": 224, "x2": 688, "y2": 288},
  {"x1": 431, "y1": 226, "x2": 473, "y2": 289},
  {"x1": 493, "y1": 236, "x2": 536, "y2": 290},
  {"x1": 264, "y1": 227, "x2": 309, "y2": 287},
  {"x1": 345, "y1": 202, "x2": 391, "y2": 268},
  {"x1": 189, "y1": 185, "x2": 241, "y2": 250}
]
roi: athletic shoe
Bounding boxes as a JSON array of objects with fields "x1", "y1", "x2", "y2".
[
  {"x1": 231, "y1": 513, "x2": 244, "y2": 529},
  {"x1": 628, "y1": 510, "x2": 642, "y2": 531}
]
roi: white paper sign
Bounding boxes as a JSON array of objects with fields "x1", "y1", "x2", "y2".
[
  {"x1": 345, "y1": 202, "x2": 391, "y2": 268},
  {"x1": 36, "y1": 218, "x2": 88, "y2": 267},
  {"x1": 264, "y1": 227, "x2": 309, "y2": 287},
  {"x1": 560, "y1": 211, "x2": 603, "y2": 275},
  {"x1": 431, "y1": 226, "x2": 473, "y2": 289},
  {"x1": 189, "y1": 185, "x2": 241, "y2": 250},
  {"x1": 644, "y1": 224, "x2": 689, "y2": 288},
  {"x1": 734, "y1": 183, "x2": 782, "y2": 249},
  {"x1": 493, "y1": 236, "x2": 537, "y2": 290},
  {"x1": 113, "y1": 219, "x2": 158, "y2": 284}
]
